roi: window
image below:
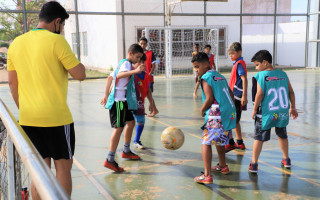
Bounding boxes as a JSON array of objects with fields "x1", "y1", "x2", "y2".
[
  {"x1": 71, "y1": 33, "x2": 77, "y2": 55},
  {"x1": 82, "y1": 32, "x2": 88, "y2": 56}
]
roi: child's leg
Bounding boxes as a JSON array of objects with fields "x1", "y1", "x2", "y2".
[
  {"x1": 109, "y1": 127, "x2": 124, "y2": 152},
  {"x1": 235, "y1": 123, "x2": 242, "y2": 140},
  {"x1": 147, "y1": 88, "x2": 154, "y2": 113},
  {"x1": 202, "y1": 144, "x2": 212, "y2": 176},
  {"x1": 252, "y1": 140, "x2": 264, "y2": 163},
  {"x1": 124, "y1": 120, "x2": 135, "y2": 147},
  {"x1": 215, "y1": 145, "x2": 226, "y2": 167},
  {"x1": 278, "y1": 137, "x2": 289, "y2": 159},
  {"x1": 134, "y1": 115, "x2": 145, "y2": 143},
  {"x1": 193, "y1": 81, "x2": 200, "y2": 98}
]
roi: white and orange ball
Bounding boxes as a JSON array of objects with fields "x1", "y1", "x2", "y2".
[{"x1": 161, "y1": 127, "x2": 184, "y2": 150}]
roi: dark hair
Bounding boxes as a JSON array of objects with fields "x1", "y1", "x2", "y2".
[
  {"x1": 139, "y1": 37, "x2": 148, "y2": 43},
  {"x1": 128, "y1": 44, "x2": 144, "y2": 54},
  {"x1": 194, "y1": 43, "x2": 199, "y2": 47},
  {"x1": 191, "y1": 52, "x2": 209, "y2": 64},
  {"x1": 140, "y1": 53, "x2": 147, "y2": 62},
  {"x1": 251, "y1": 50, "x2": 272, "y2": 64},
  {"x1": 204, "y1": 44, "x2": 211, "y2": 49},
  {"x1": 228, "y1": 42, "x2": 242, "y2": 52},
  {"x1": 39, "y1": 1, "x2": 69, "y2": 23}
]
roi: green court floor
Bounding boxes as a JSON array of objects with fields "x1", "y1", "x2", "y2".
[{"x1": 0, "y1": 70, "x2": 319, "y2": 200}]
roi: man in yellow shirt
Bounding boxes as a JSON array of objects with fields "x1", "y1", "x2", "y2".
[{"x1": 7, "y1": 2, "x2": 85, "y2": 199}]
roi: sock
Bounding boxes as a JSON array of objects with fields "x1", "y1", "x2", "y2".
[
  {"x1": 107, "y1": 151, "x2": 115, "y2": 162},
  {"x1": 124, "y1": 143, "x2": 130, "y2": 153},
  {"x1": 134, "y1": 124, "x2": 144, "y2": 143},
  {"x1": 229, "y1": 138, "x2": 235, "y2": 145},
  {"x1": 237, "y1": 139, "x2": 243, "y2": 145}
]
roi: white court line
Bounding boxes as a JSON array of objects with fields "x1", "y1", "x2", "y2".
[{"x1": 73, "y1": 158, "x2": 115, "y2": 200}]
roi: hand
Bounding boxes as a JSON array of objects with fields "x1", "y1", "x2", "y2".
[
  {"x1": 100, "y1": 96, "x2": 108, "y2": 106},
  {"x1": 135, "y1": 64, "x2": 145, "y2": 74},
  {"x1": 251, "y1": 110, "x2": 257, "y2": 120},
  {"x1": 290, "y1": 108, "x2": 298, "y2": 119},
  {"x1": 241, "y1": 96, "x2": 248, "y2": 106},
  {"x1": 200, "y1": 108, "x2": 205, "y2": 117}
]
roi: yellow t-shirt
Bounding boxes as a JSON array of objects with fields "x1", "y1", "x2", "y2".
[{"x1": 7, "y1": 29, "x2": 80, "y2": 127}]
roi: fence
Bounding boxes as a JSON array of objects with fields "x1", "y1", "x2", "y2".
[{"x1": 0, "y1": 99, "x2": 69, "y2": 200}]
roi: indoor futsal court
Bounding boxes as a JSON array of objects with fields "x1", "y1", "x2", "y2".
[{"x1": 1, "y1": 70, "x2": 319, "y2": 199}]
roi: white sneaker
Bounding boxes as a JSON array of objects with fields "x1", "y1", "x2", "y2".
[{"x1": 134, "y1": 141, "x2": 145, "y2": 149}]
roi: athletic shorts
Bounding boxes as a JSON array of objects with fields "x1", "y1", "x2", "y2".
[
  {"x1": 109, "y1": 101, "x2": 134, "y2": 128},
  {"x1": 134, "y1": 114, "x2": 145, "y2": 125},
  {"x1": 149, "y1": 82, "x2": 154, "y2": 93},
  {"x1": 21, "y1": 123, "x2": 75, "y2": 160},
  {"x1": 254, "y1": 117, "x2": 287, "y2": 142},
  {"x1": 202, "y1": 128, "x2": 231, "y2": 146},
  {"x1": 235, "y1": 99, "x2": 242, "y2": 123}
]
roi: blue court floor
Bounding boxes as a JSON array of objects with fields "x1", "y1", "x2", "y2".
[{"x1": 0, "y1": 69, "x2": 319, "y2": 200}]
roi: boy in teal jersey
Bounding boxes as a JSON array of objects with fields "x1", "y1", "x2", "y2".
[
  {"x1": 249, "y1": 50, "x2": 298, "y2": 173},
  {"x1": 100, "y1": 44, "x2": 145, "y2": 172},
  {"x1": 192, "y1": 53, "x2": 237, "y2": 184}
]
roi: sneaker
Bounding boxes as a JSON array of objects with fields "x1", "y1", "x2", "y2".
[
  {"x1": 121, "y1": 151, "x2": 141, "y2": 160},
  {"x1": 134, "y1": 141, "x2": 145, "y2": 149},
  {"x1": 211, "y1": 164, "x2": 230, "y2": 174},
  {"x1": 235, "y1": 142, "x2": 246, "y2": 150},
  {"x1": 248, "y1": 162, "x2": 258, "y2": 173},
  {"x1": 194, "y1": 173, "x2": 213, "y2": 184},
  {"x1": 225, "y1": 143, "x2": 236, "y2": 153},
  {"x1": 281, "y1": 158, "x2": 291, "y2": 169},
  {"x1": 103, "y1": 160, "x2": 124, "y2": 172}
]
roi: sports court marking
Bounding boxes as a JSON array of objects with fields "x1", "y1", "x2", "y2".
[{"x1": 73, "y1": 158, "x2": 115, "y2": 200}]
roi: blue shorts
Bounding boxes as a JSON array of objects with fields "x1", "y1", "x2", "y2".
[
  {"x1": 134, "y1": 114, "x2": 145, "y2": 125},
  {"x1": 149, "y1": 82, "x2": 154, "y2": 93},
  {"x1": 202, "y1": 128, "x2": 231, "y2": 146}
]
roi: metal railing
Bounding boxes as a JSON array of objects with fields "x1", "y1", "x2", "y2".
[{"x1": 0, "y1": 99, "x2": 69, "y2": 200}]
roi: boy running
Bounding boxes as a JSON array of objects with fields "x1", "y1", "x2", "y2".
[
  {"x1": 249, "y1": 50, "x2": 298, "y2": 173},
  {"x1": 192, "y1": 53, "x2": 236, "y2": 184}
]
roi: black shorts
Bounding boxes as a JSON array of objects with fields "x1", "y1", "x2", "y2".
[
  {"x1": 149, "y1": 82, "x2": 154, "y2": 93},
  {"x1": 254, "y1": 117, "x2": 287, "y2": 142},
  {"x1": 109, "y1": 101, "x2": 134, "y2": 128},
  {"x1": 21, "y1": 123, "x2": 75, "y2": 160},
  {"x1": 235, "y1": 99, "x2": 242, "y2": 124}
]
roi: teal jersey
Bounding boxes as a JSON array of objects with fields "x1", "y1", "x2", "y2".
[
  {"x1": 201, "y1": 70, "x2": 237, "y2": 131},
  {"x1": 254, "y1": 69, "x2": 290, "y2": 130},
  {"x1": 105, "y1": 59, "x2": 138, "y2": 110}
]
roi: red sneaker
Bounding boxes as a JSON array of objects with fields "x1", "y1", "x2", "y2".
[
  {"x1": 103, "y1": 160, "x2": 124, "y2": 172},
  {"x1": 235, "y1": 142, "x2": 246, "y2": 150},
  {"x1": 225, "y1": 144, "x2": 236, "y2": 153},
  {"x1": 281, "y1": 158, "x2": 291, "y2": 169},
  {"x1": 121, "y1": 151, "x2": 141, "y2": 160},
  {"x1": 194, "y1": 173, "x2": 213, "y2": 184},
  {"x1": 211, "y1": 164, "x2": 230, "y2": 174},
  {"x1": 248, "y1": 161, "x2": 258, "y2": 173}
]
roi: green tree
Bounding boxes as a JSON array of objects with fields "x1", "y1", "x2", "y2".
[{"x1": 0, "y1": 0, "x2": 47, "y2": 42}]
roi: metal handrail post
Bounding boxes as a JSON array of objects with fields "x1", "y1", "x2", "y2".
[{"x1": 0, "y1": 99, "x2": 70, "y2": 200}]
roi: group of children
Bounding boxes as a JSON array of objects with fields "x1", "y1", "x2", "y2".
[
  {"x1": 100, "y1": 38, "x2": 159, "y2": 171},
  {"x1": 100, "y1": 39, "x2": 298, "y2": 186},
  {"x1": 193, "y1": 42, "x2": 298, "y2": 184}
]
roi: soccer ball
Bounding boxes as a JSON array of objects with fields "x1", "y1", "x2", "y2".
[{"x1": 161, "y1": 127, "x2": 184, "y2": 150}]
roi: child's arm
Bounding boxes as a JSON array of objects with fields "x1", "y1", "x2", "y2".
[
  {"x1": 150, "y1": 63, "x2": 156, "y2": 76},
  {"x1": 251, "y1": 83, "x2": 263, "y2": 119},
  {"x1": 117, "y1": 65, "x2": 145, "y2": 79},
  {"x1": 100, "y1": 76, "x2": 113, "y2": 106},
  {"x1": 228, "y1": 87, "x2": 235, "y2": 103},
  {"x1": 212, "y1": 61, "x2": 216, "y2": 71},
  {"x1": 240, "y1": 75, "x2": 248, "y2": 106},
  {"x1": 288, "y1": 80, "x2": 298, "y2": 119},
  {"x1": 200, "y1": 80, "x2": 214, "y2": 117}
]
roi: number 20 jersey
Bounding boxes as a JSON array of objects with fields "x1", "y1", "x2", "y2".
[{"x1": 254, "y1": 69, "x2": 290, "y2": 130}]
